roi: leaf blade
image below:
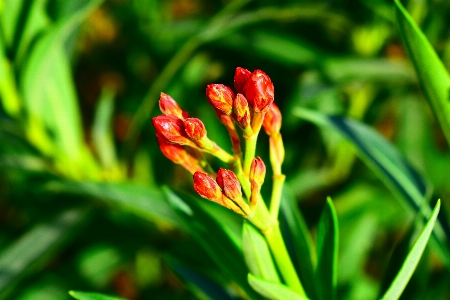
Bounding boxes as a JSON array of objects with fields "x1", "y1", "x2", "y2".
[
  {"x1": 380, "y1": 200, "x2": 441, "y2": 300},
  {"x1": 248, "y1": 273, "x2": 307, "y2": 300}
]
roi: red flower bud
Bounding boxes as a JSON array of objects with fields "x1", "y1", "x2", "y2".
[
  {"x1": 250, "y1": 157, "x2": 266, "y2": 186},
  {"x1": 184, "y1": 118, "x2": 206, "y2": 140},
  {"x1": 152, "y1": 115, "x2": 193, "y2": 146},
  {"x1": 243, "y1": 70, "x2": 274, "y2": 113},
  {"x1": 193, "y1": 172, "x2": 223, "y2": 203},
  {"x1": 234, "y1": 67, "x2": 251, "y2": 94},
  {"x1": 206, "y1": 84, "x2": 234, "y2": 115},
  {"x1": 159, "y1": 93, "x2": 189, "y2": 120},
  {"x1": 157, "y1": 137, "x2": 187, "y2": 164},
  {"x1": 270, "y1": 134, "x2": 285, "y2": 167},
  {"x1": 157, "y1": 137, "x2": 202, "y2": 173},
  {"x1": 234, "y1": 93, "x2": 251, "y2": 131},
  {"x1": 263, "y1": 102, "x2": 282, "y2": 135},
  {"x1": 216, "y1": 168, "x2": 242, "y2": 202}
]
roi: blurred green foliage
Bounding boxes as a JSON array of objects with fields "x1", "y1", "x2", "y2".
[{"x1": 1, "y1": 0, "x2": 450, "y2": 299}]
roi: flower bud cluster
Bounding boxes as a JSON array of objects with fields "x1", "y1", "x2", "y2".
[
  {"x1": 193, "y1": 169, "x2": 250, "y2": 215},
  {"x1": 206, "y1": 67, "x2": 275, "y2": 136},
  {"x1": 153, "y1": 67, "x2": 284, "y2": 217}
]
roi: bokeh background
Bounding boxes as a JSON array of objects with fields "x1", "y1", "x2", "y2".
[{"x1": 1, "y1": 0, "x2": 450, "y2": 299}]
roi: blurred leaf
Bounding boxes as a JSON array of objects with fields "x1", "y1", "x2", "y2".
[
  {"x1": 45, "y1": 181, "x2": 183, "y2": 229},
  {"x1": 279, "y1": 184, "x2": 318, "y2": 299},
  {"x1": 248, "y1": 273, "x2": 307, "y2": 300},
  {"x1": 163, "y1": 187, "x2": 263, "y2": 299},
  {"x1": 169, "y1": 260, "x2": 234, "y2": 300},
  {"x1": 0, "y1": 51, "x2": 21, "y2": 116},
  {"x1": 20, "y1": 0, "x2": 103, "y2": 177},
  {"x1": 92, "y1": 87, "x2": 118, "y2": 171},
  {"x1": 323, "y1": 58, "x2": 415, "y2": 83},
  {"x1": 380, "y1": 200, "x2": 440, "y2": 300},
  {"x1": 315, "y1": 197, "x2": 338, "y2": 300},
  {"x1": 242, "y1": 221, "x2": 280, "y2": 283},
  {"x1": 394, "y1": 0, "x2": 450, "y2": 145},
  {"x1": 293, "y1": 108, "x2": 450, "y2": 267},
  {"x1": 69, "y1": 291, "x2": 126, "y2": 300},
  {"x1": 9, "y1": 0, "x2": 51, "y2": 64},
  {"x1": 0, "y1": 208, "x2": 90, "y2": 299}
]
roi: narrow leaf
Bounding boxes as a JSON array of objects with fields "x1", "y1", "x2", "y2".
[
  {"x1": 0, "y1": 208, "x2": 90, "y2": 298},
  {"x1": 242, "y1": 221, "x2": 280, "y2": 283},
  {"x1": 248, "y1": 273, "x2": 307, "y2": 300},
  {"x1": 45, "y1": 181, "x2": 183, "y2": 229},
  {"x1": 293, "y1": 108, "x2": 450, "y2": 267},
  {"x1": 394, "y1": 0, "x2": 450, "y2": 145},
  {"x1": 380, "y1": 200, "x2": 441, "y2": 300},
  {"x1": 315, "y1": 197, "x2": 339, "y2": 300},
  {"x1": 69, "y1": 290, "x2": 126, "y2": 300},
  {"x1": 279, "y1": 184, "x2": 318, "y2": 299}
]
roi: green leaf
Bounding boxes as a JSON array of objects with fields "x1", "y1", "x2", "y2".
[
  {"x1": 0, "y1": 208, "x2": 90, "y2": 299},
  {"x1": 92, "y1": 87, "x2": 118, "y2": 170},
  {"x1": 69, "y1": 291, "x2": 126, "y2": 300},
  {"x1": 45, "y1": 181, "x2": 183, "y2": 229},
  {"x1": 242, "y1": 221, "x2": 280, "y2": 283},
  {"x1": 293, "y1": 108, "x2": 450, "y2": 267},
  {"x1": 19, "y1": 0, "x2": 103, "y2": 175},
  {"x1": 394, "y1": 0, "x2": 450, "y2": 145},
  {"x1": 248, "y1": 273, "x2": 307, "y2": 300},
  {"x1": 380, "y1": 200, "x2": 440, "y2": 300},
  {"x1": 279, "y1": 184, "x2": 318, "y2": 299},
  {"x1": 315, "y1": 197, "x2": 339, "y2": 300}
]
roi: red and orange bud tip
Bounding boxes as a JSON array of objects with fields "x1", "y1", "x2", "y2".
[
  {"x1": 234, "y1": 93, "x2": 251, "y2": 131},
  {"x1": 193, "y1": 171, "x2": 222, "y2": 202},
  {"x1": 216, "y1": 168, "x2": 242, "y2": 201},
  {"x1": 243, "y1": 70, "x2": 274, "y2": 113},
  {"x1": 270, "y1": 134, "x2": 285, "y2": 167},
  {"x1": 250, "y1": 157, "x2": 266, "y2": 186},
  {"x1": 157, "y1": 137, "x2": 187, "y2": 164},
  {"x1": 263, "y1": 102, "x2": 282, "y2": 135},
  {"x1": 159, "y1": 93, "x2": 189, "y2": 120},
  {"x1": 184, "y1": 118, "x2": 206, "y2": 140},
  {"x1": 152, "y1": 115, "x2": 193, "y2": 146},
  {"x1": 206, "y1": 84, "x2": 234, "y2": 115},
  {"x1": 234, "y1": 67, "x2": 252, "y2": 94}
]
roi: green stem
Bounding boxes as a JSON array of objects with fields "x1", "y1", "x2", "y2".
[
  {"x1": 269, "y1": 174, "x2": 286, "y2": 219},
  {"x1": 243, "y1": 133, "x2": 259, "y2": 174},
  {"x1": 264, "y1": 224, "x2": 306, "y2": 297}
]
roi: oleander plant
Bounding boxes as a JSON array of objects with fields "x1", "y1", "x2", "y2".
[{"x1": 1, "y1": 0, "x2": 450, "y2": 300}]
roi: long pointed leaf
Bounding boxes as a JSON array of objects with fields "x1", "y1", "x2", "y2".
[
  {"x1": 242, "y1": 221, "x2": 280, "y2": 283},
  {"x1": 69, "y1": 291, "x2": 126, "y2": 300},
  {"x1": 380, "y1": 200, "x2": 440, "y2": 300},
  {"x1": 248, "y1": 273, "x2": 307, "y2": 300},
  {"x1": 315, "y1": 197, "x2": 338, "y2": 300},
  {"x1": 394, "y1": 0, "x2": 450, "y2": 146},
  {"x1": 293, "y1": 108, "x2": 450, "y2": 267}
]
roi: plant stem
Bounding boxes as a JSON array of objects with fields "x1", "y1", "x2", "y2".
[
  {"x1": 264, "y1": 223, "x2": 306, "y2": 297},
  {"x1": 269, "y1": 174, "x2": 286, "y2": 219},
  {"x1": 243, "y1": 133, "x2": 259, "y2": 174}
]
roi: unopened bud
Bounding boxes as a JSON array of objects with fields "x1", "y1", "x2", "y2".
[
  {"x1": 234, "y1": 93, "x2": 251, "y2": 132},
  {"x1": 216, "y1": 168, "x2": 242, "y2": 202},
  {"x1": 263, "y1": 102, "x2": 282, "y2": 135},
  {"x1": 193, "y1": 172, "x2": 222, "y2": 203},
  {"x1": 234, "y1": 67, "x2": 251, "y2": 94},
  {"x1": 184, "y1": 118, "x2": 206, "y2": 140},
  {"x1": 243, "y1": 70, "x2": 274, "y2": 113},
  {"x1": 157, "y1": 137, "x2": 202, "y2": 173},
  {"x1": 206, "y1": 84, "x2": 234, "y2": 115},
  {"x1": 152, "y1": 115, "x2": 194, "y2": 146},
  {"x1": 159, "y1": 93, "x2": 189, "y2": 120},
  {"x1": 250, "y1": 157, "x2": 266, "y2": 186},
  {"x1": 270, "y1": 134, "x2": 285, "y2": 167}
]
